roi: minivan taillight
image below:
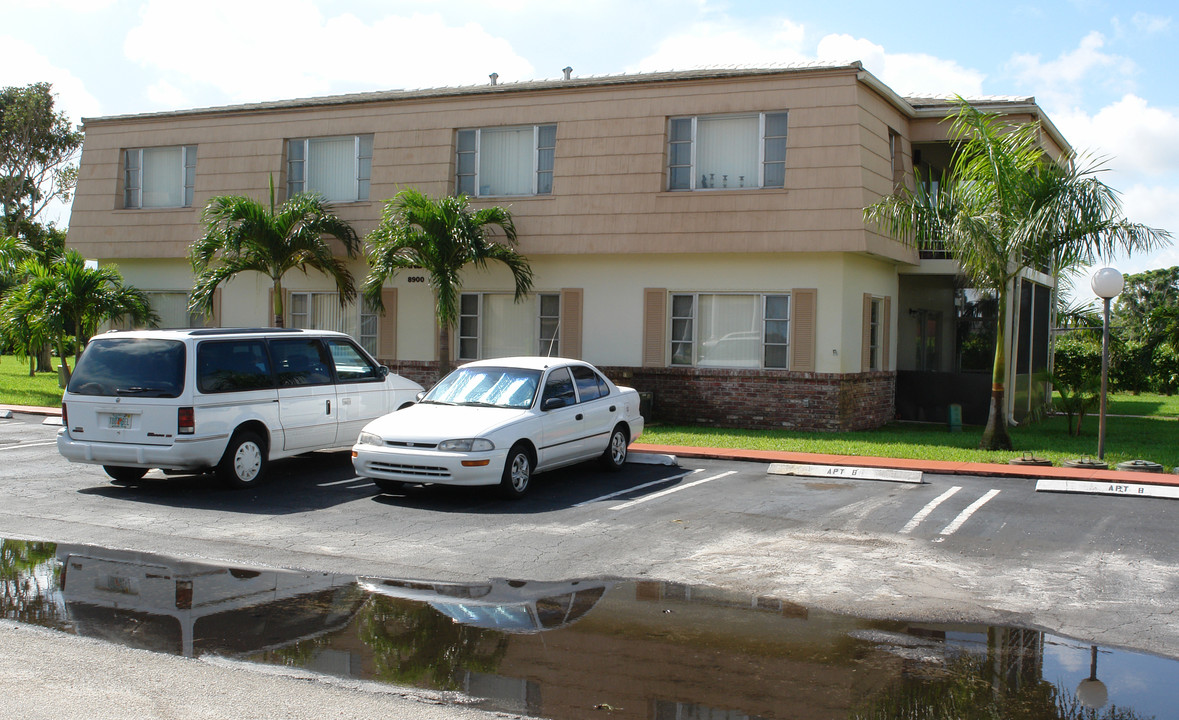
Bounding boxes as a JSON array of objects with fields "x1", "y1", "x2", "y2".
[
  {"x1": 178, "y1": 407, "x2": 194, "y2": 435},
  {"x1": 61, "y1": 402, "x2": 68, "y2": 428}
]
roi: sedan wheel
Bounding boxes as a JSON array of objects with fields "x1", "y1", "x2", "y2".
[
  {"x1": 500, "y1": 444, "x2": 532, "y2": 499},
  {"x1": 601, "y1": 425, "x2": 628, "y2": 471}
]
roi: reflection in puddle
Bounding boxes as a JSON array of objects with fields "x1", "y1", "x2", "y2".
[{"x1": 2, "y1": 538, "x2": 1172, "y2": 719}]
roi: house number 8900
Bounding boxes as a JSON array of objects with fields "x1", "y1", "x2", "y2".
[{"x1": 407, "y1": 276, "x2": 425, "y2": 283}]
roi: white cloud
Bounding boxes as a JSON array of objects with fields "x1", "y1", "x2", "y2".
[
  {"x1": 628, "y1": 22, "x2": 984, "y2": 98},
  {"x1": 1008, "y1": 31, "x2": 1136, "y2": 109},
  {"x1": 1053, "y1": 95, "x2": 1179, "y2": 177},
  {"x1": 1132, "y1": 12, "x2": 1172, "y2": 34},
  {"x1": 0, "y1": 35, "x2": 102, "y2": 123},
  {"x1": 627, "y1": 19, "x2": 810, "y2": 72},
  {"x1": 123, "y1": 0, "x2": 534, "y2": 107},
  {"x1": 816, "y1": 34, "x2": 984, "y2": 96},
  {"x1": 145, "y1": 80, "x2": 190, "y2": 110}
]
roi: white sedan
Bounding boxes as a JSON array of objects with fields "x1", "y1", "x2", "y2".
[{"x1": 352, "y1": 357, "x2": 644, "y2": 499}]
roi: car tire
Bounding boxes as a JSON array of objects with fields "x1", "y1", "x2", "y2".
[
  {"x1": 500, "y1": 443, "x2": 532, "y2": 500},
  {"x1": 373, "y1": 478, "x2": 407, "y2": 493},
  {"x1": 217, "y1": 431, "x2": 268, "y2": 489},
  {"x1": 103, "y1": 465, "x2": 148, "y2": 483},
  {"x1": 600, "y1": 425, "x2": 629, "y2": 471}
]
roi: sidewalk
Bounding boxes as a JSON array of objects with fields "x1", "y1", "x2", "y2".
[{"x1": 12, "y1": 402, "x2": 1175, "y2": 488}]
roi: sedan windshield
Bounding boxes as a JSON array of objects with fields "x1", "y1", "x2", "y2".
[{"x1": 424, "y1": 367, "x2": 541, "y2": 409}]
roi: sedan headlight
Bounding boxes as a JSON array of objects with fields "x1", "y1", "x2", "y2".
[
  {"x1": 357, "y1": 431, "x2": 384, "y2": 446},
  {"x1": 438, "y1": 438, "x2": 495, "y2": 452}
]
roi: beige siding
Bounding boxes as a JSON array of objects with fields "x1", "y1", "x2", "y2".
[{"x1": 68, "y1": 67, "x2": 919, "y2": 263}]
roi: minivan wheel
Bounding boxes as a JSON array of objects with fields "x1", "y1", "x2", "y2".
[
  {"x1": 103, "y1": 465, "x2": 148, "y2": 483},
  {"x1": 601, "y1": 425, "x2": 629, "y2": 472},
  {"x1": 218, "y1": 432, "x2": 268, "y2": 489},
  {"x1": 499, "y1": 444, "x2": 532, "y2": 500}
]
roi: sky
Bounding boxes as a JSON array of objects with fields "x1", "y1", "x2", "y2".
[{"x1": 3, "y1": 0, "x2": 1177, "y2": 295}]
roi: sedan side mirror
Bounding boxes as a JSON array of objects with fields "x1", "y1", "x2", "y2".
[{"x1": 542, "y1": 396, "x2": 567, "y2": 411}]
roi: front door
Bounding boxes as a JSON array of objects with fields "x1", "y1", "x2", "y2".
[{"x1": 536, "y1": 367, "x2": 583, "y2": 467}]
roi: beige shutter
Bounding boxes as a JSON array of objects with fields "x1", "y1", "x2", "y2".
[
  {"x1": 790, "y1": 288, "x2": 816, "y2": 372},
  {"x1": 882, "y1": 296, "x2": 891, "y2": 370},
  {"x1": 560, "y1": 288, "x2": 583, "y2": 360},
  {"x1": 209, "y1": 288, "x2": 222, "y2": 327},
  {"x1": 378, "y1": 288, "x2": 398, "y2": 360},
  {"x1": 862, "y1": 293, "x2": 872, "y2": 371},
  {"x1": 642, "y1": 288, "x2": 667, "y2": 367}
]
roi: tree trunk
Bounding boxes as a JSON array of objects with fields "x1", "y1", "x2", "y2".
[
  {"x1": 436, "y1": 321, "x2": 452, "y2": 383},
  {"x1": 980, "y1": 286, "x2": 1014, "y2": 451},
  {"x1": 273, "y1": 278, "x2": 284, "y2": 328},
  {"x1": 36, "y1": 343, "x2": 52, "y2": 373}
]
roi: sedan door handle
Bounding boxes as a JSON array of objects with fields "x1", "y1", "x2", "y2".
[{"x1": 575, "y1": 413, "x2": 584, "y2": 421}]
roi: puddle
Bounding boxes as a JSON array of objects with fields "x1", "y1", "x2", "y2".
[{"x1": 2, "y1": 538, "x2": 1174, "y2": 719}]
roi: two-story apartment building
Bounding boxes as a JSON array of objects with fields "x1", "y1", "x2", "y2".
[{"x1": 65, "y1": 62, "x2": 1065, "y2": 431}]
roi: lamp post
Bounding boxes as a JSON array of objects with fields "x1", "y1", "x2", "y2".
[{"x1": 1091, "y1": 267, "x2": 1124, "y2": 461}]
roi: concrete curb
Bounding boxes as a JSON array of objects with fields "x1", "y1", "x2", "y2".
[{"x1": 629, "y1": 443, "x2": 1179, "y2": 488}]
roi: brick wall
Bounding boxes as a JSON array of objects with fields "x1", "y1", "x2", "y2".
[
  {"x1": 598, "y1": 366, "x2": 896, "y2": 432},
  {"x1": 380, "y1": 359, "x2": 896, "y2": 432}
]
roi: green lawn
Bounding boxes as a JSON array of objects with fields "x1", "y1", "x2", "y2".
[
  {"x1": 0, "y1": 356, "x2": 64, "y2": 408},
  {"x1": 642, "y1": 415, "x2": 1177, "y2": 471}
]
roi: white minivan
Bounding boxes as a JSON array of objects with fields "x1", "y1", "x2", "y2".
[{"x1": 57, "y1": 328, "x2": 423, "y2": 487}]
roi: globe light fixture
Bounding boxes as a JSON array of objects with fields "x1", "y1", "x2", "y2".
[
  {"x1": 1076, "y1": 645, "x2": 1109, "y2": 709},
  {"x1": 1091, "y1": 267, "x2": 1123, "y2": 460}
]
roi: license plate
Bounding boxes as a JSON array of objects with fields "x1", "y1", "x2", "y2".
[{"x1": 108, "y1": 413, "x2": 132, "y2": 429}]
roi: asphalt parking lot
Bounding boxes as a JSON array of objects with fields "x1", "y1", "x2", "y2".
[{"x1": 3, "y1": 411, "x2": 1179, "y2": 661}]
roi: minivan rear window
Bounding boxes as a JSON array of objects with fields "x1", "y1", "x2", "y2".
[{"x1": 68, "y1": 338, "x2": 186, "y2": 398}]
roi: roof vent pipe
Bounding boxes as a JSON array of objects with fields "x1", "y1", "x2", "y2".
[
  {"x1": 489, "y1": 72, "x2": 498, "y2": 86},
  {"x1": 563, "y1": 66, "x2": 572, "y2": 80}
]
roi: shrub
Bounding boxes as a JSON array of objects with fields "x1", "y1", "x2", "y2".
[{"x1": 1152, "y1": 343, "x2": 1179, "y2": 395}]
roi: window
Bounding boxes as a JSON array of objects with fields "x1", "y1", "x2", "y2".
[
  {"x1": 670, "y1": 293, "x2": 790, "y2": 368},
  {"x1": 324, "y1": 338, "x2": 381, "y2": 382},
  {"x1": 287, "y1": 135, "x2": 372, "y2": 202},
  {"x1": 124, "y1": 146, "x2": 196, "y2": 208},
  {"x1": 458, "y1": 293, "x2": 561, "y2": 360},
  {"x1": 269, "y1": 338, "x2": 333, "y2": 387},
  {"x1": 197, "y1": 340, "x2": 273, "y2": 393},
  {"x1": 868, "y1": 298, "x2": 882, "y2": 370},
  {"x1": 540, "y1": 367, "x2": 575, "y2": 407},
  {"x1": 668, "y1": 112, "x2": 786, "y2": 191},
  {"x1": 456, "y1": 124, "x2": 556, "y2": 197},
  {"x1": 288, "y1": 292, "x2": 378, "y2": 356},
  {"x1": 570, "y1": 365, "x2": 610, "y2": 402}
]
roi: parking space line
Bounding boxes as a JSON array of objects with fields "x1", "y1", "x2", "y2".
[
  {"x1": 0, "y1": 441, "x2": 58, "y2": 451},
  {"x1": 573, "y1": 469, "x2": 700, "y2": 508},
  {"x1": 939, "y1": 489, "x2": 1001, "y2": 536},
  {"x1": 899, "y1": 486, "x2": 961, "y2": 535},
  {"x1": 608, "y1": 470, "x2": 736, "y2": 511},
  {"x1": 318, "y1": 477, "x2": 366, "y2": 487}
]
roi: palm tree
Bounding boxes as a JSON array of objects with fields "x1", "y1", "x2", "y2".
[
  {"x1": 363, "y1": 189, "x2": 533, "y2": 380},
  {"x1": 190, "y1": 178, "x2": 360, "y2": 327},
  {"x1": 1, "y1": 250, "x2": 156, "y2": 380},
  {"x1": 866, "y1": 98, "x2": 1170, "y2": 450}
]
